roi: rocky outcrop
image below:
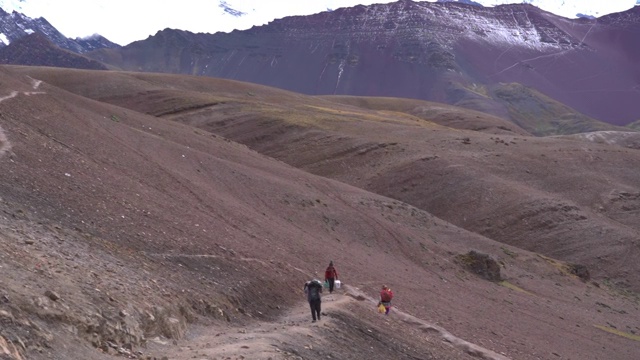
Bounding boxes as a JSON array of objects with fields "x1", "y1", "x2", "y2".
[{"x1": 456, "y1": 250, "x2": 502, "y2": 282}]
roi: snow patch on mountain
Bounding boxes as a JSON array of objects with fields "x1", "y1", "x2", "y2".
[
  {"x1": 478, "y1": 0, "x2": 636, "y2": 19},
  {"x1": 408, "y1": 3, "x2": 571, "y2": 50}
]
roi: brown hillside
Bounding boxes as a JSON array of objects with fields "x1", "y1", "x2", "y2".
[
  {"x1": 0, "y1": 32, "x2": 108, "y2": 70},
  {"x1": 1, "y1": 65, "x2": 639, "y2": 360},
  {"x1": 18, "y1": 65, "x2": 640, "y2": 292}
]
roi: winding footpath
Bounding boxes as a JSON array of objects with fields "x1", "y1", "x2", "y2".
[{"x1": 0, "y1": 77, "x2": 46, "y2": 158}]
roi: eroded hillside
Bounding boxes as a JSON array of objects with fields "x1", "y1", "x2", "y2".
[{"x1": 1, "y1": 65, "x2": 639, "y2": 360}]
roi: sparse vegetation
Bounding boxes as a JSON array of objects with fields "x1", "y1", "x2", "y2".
[
  {"x1": 538, "y1": 255, "x2": 591, "y2": 282},
  {"x1": 501, "y1": 246, "x2": 518, "y2": 258},
  {"x1": 455, "y1": 250, "x2": 502, "y2": 282},
  {"x1": 490, "y1": 83, "x2": 629, "y2": 136},
  {"x1": 499, "y1": 281, "x2": 534, "y2": 295},
  {"x1": 594, "y1": 325, "x2": 640, "y2": 342}
]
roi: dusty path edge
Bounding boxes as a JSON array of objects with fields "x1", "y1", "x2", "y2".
[{"x1": 342, "y1": 285, "x2": 511, "y2": 360}]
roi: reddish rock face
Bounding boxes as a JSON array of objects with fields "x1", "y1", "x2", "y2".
[{"x1": 96, "y1": 1, "x2": 640, "y2": 126}]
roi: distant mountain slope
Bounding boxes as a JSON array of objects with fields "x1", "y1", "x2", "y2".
[
  {"x1": 0, "y1": 32, "x2": 108, "y2": 69},
  {"x1": 73, "y1": 33, "x2": 120, "y2": 53},
  {"x1": 87, "y1": 1, "x2": 640, "y2": 128},
  {"x1": 483, "y1": 83, "x2": 632, "y2": 136},
  {"x1": 319, "y1": 95, "x2": 531, "y2": 135},
  {"x1": 628, "y1": 119, "x2": 640, "y2": 130},
  {"x1": 325, "y1": 84, "x2": 634, "y2": 136}
]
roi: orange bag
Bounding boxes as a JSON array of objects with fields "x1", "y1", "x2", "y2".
[{"x1": 377, "y1": 303, "x2": 386, "y2": 313}]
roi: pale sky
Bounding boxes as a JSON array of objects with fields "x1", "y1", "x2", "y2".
[{"x1": 2, "y1": 0, "x2": 637, "y2": 46}]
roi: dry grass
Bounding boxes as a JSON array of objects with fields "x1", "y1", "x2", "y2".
[
  {"x1": 594, "y1": 325, "x2": 640, "y2": 342},
  {"x1": 499, "y1": 281, "x2": 534, "y2": 296}
]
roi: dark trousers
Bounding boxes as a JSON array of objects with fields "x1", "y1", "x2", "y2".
[
  {"x1": 309, "y1": 299, "x2": 321, "y2": 321},
  {"x1": 327, "y1": 278, "x2": 335, "y2": 293}
]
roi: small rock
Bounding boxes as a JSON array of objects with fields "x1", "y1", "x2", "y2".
[
  {"x1": 0, "y1": 310, "x2": 14, "y2": 321},
  {"x1": 44, "y1": 290, "x2": 60, "y2": 301},
  {"x1": 24, "y1": 239, "x2": 35, "y2": 245}
]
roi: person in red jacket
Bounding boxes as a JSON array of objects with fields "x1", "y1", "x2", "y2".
[
  {"x1": 324, "y1": 261, "x2": 339, "y2": 293},
  {"x1": 378, "y1": 285, "x2": 394, "y2": 315}
]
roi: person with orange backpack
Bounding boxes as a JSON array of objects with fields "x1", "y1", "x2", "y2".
[
  {"x1": 324, "y1": 261, "x2": 339, "y2": 293},
  {"x1": 378, "y1": 285, "x2": 394, "y2": 315}
]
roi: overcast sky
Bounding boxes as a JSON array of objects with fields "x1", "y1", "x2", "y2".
[{"x1": 1, "y1": 0, "x2": 637, "y2": 46}]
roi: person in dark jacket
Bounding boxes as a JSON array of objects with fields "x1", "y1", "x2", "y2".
[
  {"x1": 324, "y1": 261, "x2": 339, "y2": 293},
  {"x1": 304, "y1": 279, "x2": 323, "y2": 322}
]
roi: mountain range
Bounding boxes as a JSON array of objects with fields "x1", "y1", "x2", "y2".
[
  {"x1": 0, "y1": 7, "x2": 119, "y2": 53},
  {"x1": 0, "y1": 1, "x2": 638, "y2": 132}
]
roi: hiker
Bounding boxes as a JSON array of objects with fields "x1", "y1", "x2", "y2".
[
  {"x1": 378, "y1": 285, "x2": 394, "y2": 315},
  {"x1": 324, "y1": 261, "x2": 339, "y2": 293},
  {"x1": 304, "y1": 279, "x2": 323, "y2": 322}
]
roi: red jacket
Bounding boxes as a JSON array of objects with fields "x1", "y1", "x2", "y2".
[
  {"x1": 324, "y1": 265, "x2": 338, "y2": 280},
  {"x1": 380, "y1": 289, "x2": 393, "y2": 302}
]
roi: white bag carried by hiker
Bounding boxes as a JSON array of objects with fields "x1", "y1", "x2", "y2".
[{"x1": 335, "y1": 280, "x2": 341, "y2": 289}]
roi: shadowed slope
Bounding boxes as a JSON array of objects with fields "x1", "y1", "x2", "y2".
[
  {"x1": 0, "y1": 32, "x2": 108, "y2": 70},
  {"x1": 447, "y1": 81, "x2": 635, "y2": 136},
  {"x1": 319, "y1": 95, "x2": 531, "y2": 135},
  {"x1": 2, "y1": 65, "x2": 639, "y2": 360}
]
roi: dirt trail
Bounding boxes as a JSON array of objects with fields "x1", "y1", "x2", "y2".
[
  {"x1": 0, "y1": 124, "x2": 10, "y2": 158},
  {"x1": 0, "y1": 77, "x2": 46, "y2": 158},
  {"x1": 146, "y1": 291, "x2": 350, "y2": 360},
  {"x1": 0, "y1": 90, "x2": 14, "y2": 157},
  {"x1": 146, "y1": 284, "x2": 510, "y2": 360}
]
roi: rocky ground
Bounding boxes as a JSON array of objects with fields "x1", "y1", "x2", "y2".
[
  {"x1": 0, "y1": 198, "x2": 505, "y2": 360},
  {"x1": 0, "y1": 65, "x2": 639, "y2": 359}
]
